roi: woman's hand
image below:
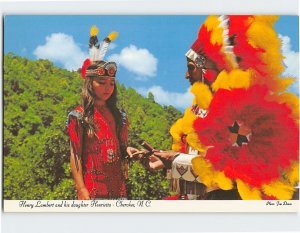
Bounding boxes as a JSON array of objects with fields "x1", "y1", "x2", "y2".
[
  {"x1": 77, "y1": 187, "x2": 91, "y2": 200},
  {"x1": 126, "y1": 146, "x2": 139, "y2": 158},
  {"x1": 126, "y1": 146, "x2": 148, "y2": 159}
]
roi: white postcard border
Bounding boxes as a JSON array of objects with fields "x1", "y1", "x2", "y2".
[{"x1": 4, "y1": 200, "x2": 300, "y2": 213}]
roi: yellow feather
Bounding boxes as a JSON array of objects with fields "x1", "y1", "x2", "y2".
[
  {"x1": 262, "y1": 180, "x2": 295, "y2": 200},
  {"x1": 247, "y1": 16, "x2": 289, "y2": 92},
  {"x1": 192, "y1": 98, "x2": 197, "y2": 105},
  {"x1": 190, "y1": 82, "x2": 213, "y2": 109},
  {"x1": 192, "y1": 157, "x2": 233, "y2": 190},
  {"x1": 212, "y1": 69, "x2": 251, "y2": 92},
  {"x1": 212, "y1": 70, "x2": 230, "y2": 91},
  {"x1": 170, "y1": 118, "x2": 183, "y2": 144},
  {"x1": 108, "y1": 31, "x2": 118, "y2": 41},
  {"x1": 192, "y1": 157, "x2": 215, "y2": 188},
  {"x1": 254, "y1": 15, "x2": 279, "y2": 26},
  {"x1": 181, "y1": 107, "x2": 197, "y2": 134},
  {"x1": 236, "y1": 179, "x2": 262, "y2": 200},
  {"x1": 228, "y1": 69, "x2": 251, "y2": 89},
  {"x1": 170, "y1": 118, "x2": 184, "y2": 142},
  {"x1": 90, "y1": 25, "x2": 99, "y2": 37},
  {"x1": 186, "y1": 132, "x2": 206, "y2": 153},
  {"x1": 203, "y1": 16, "x2": 219, "y2": 31},
  {"x1": 204, "y1": 16, "x2": 223, "y2": 45},
  {"x1": 278, "y1": 92, "x2": 299, "y2": 122},
  {"x1": 211, "y1": 27, "x2": 224, "y2": 46},
  {"x1": 285, "y1": 161, "x2": 299, "y2": 186},
  {"x1": 170, "y1": 118, "x2": 185, "y2": 152},
  {"x1": 274, "y1": 77, "x2": 295, "y2": 92},
  {"x1": 171, "y1": 144, "x2": 181, "y2": 152},
  {"x1": 215, "y1": 172, "x2": 234, "y2": 190},
  {"x1": 246, "y1": 16, "x2": 287, "y2": 94},
  {"x1": 247, "y1": 19, "x2": 284, "y2": 80},
  {"x1": 171, "y1": 108, "x2": 208, "y2": 153}
]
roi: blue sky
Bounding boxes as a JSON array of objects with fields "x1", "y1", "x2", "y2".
[{"x1": 4, "y1": 15, "x2": 299, "y2": 111}]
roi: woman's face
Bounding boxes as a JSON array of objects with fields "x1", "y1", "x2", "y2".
[{"x1": 92, "y1": 77, "x2": 115, "y2": 102}]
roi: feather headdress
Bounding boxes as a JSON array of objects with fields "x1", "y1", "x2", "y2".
[
  {"x1": 81, "y1": 25, "x2": 118, "y2": 79},
  {"x1": 186, "y1": 15, "x2": 294, "y2": 92},
  {"x1": 170, "y1": 15, "x2": 299, "y2": 200}
]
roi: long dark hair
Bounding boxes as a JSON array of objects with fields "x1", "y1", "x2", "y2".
[{"x1": 81, "y1": 77, "x2": 123, "y2": 140}]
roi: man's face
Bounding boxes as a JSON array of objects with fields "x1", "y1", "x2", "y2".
[
  {"x1": 185, "y1": 57, "x2": 219, "y2": 86},
  {"x1": 185, "y1": 58, "x2": 203, "y2": 85}
]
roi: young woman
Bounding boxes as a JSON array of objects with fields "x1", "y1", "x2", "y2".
[{"x1": 67, "y1": 26, "x2": 129, "y2": 199}]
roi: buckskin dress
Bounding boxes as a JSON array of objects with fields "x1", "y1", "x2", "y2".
[{"x1": 67, "y1": 106, "x2": 128, "y2": 199}]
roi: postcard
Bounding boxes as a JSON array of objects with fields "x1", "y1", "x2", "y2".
[{"x1": 3, "y1": 14, "x2": 299, "y2": 212}]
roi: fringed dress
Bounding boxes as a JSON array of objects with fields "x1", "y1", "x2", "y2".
[{"x1": 67, "y1": 106, "x2": 128, "y2": 199}]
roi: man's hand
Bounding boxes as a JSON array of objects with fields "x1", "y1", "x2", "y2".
[
  {"x1": 146, "y1": 150, "x2": 179, "y2": 171},
  {"x1": 153, "y1": 150, "x2": 178, "y2": 162},
  {"x1": 151, "y1": 150, "x2": 179, "y2": 169},
  {"x1": 147, "y1": 155, "x2": 165, "y2": 171},
  {"x1": 127, "y1": 147, "x2": 179, "y2": 171}
]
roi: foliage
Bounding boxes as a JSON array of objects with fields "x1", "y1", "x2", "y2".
[
  {"x1": 126, "y1": 161, "x2": 170, "y2": 200},
  {"x1": 4, "y1": 54, "x2": 182, "y2": 200}
]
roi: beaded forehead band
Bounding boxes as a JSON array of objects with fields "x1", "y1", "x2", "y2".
[{"x1": 85, "y1": 61, "x2": 117, "y2": 78}]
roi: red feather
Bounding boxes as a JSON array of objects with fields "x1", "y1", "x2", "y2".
[
  {"x1": 203, "y1": 69, "x2": 219, "y2": 83},
  {"x1": 198, "y1": 26, "x2": 229, "y2": 71},
  {"x1": 194, "y1": 86, "x2": 299, "y2": 187},
  {"x1": 263, "y1": 195, "x2": 278, "y2": 200},
  {"x1": 180, "y1": 134, "x2": 188, "y2": 153},
  {"x1": 228, "y1": 16, "x2": 266, "y2": 74},
  {"x1": 81, "y1": 58, "x2": 91, "y2": 79},
  {"x1": 164, "y1": 195, "x2": 187, "y2": 200}
]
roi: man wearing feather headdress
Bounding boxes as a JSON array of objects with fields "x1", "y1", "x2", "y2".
[{"x1": 129, "y1": 15, "x2": 299, "y2": 200}]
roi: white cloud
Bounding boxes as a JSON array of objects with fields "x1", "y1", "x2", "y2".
[
  {"x1": 109, "y1": 45, "x2": 158, "y2": 80},
  {"x1": 279, "y1": 34, "x2": 299, "y2": 94},
  {"x1": 33, "y1": 33, "x2": 87, "y2": 71},
  {"x1": 137, "y1": 85, "x2": 193, "y2": 110}
]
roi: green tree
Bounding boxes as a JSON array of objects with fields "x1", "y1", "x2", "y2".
[
  {"x1": 147, "y1": 92, "x2": 155, "y2": 103},
  {"x1": 3, "y1": 54, "x2": 182, "y2": 200}
]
